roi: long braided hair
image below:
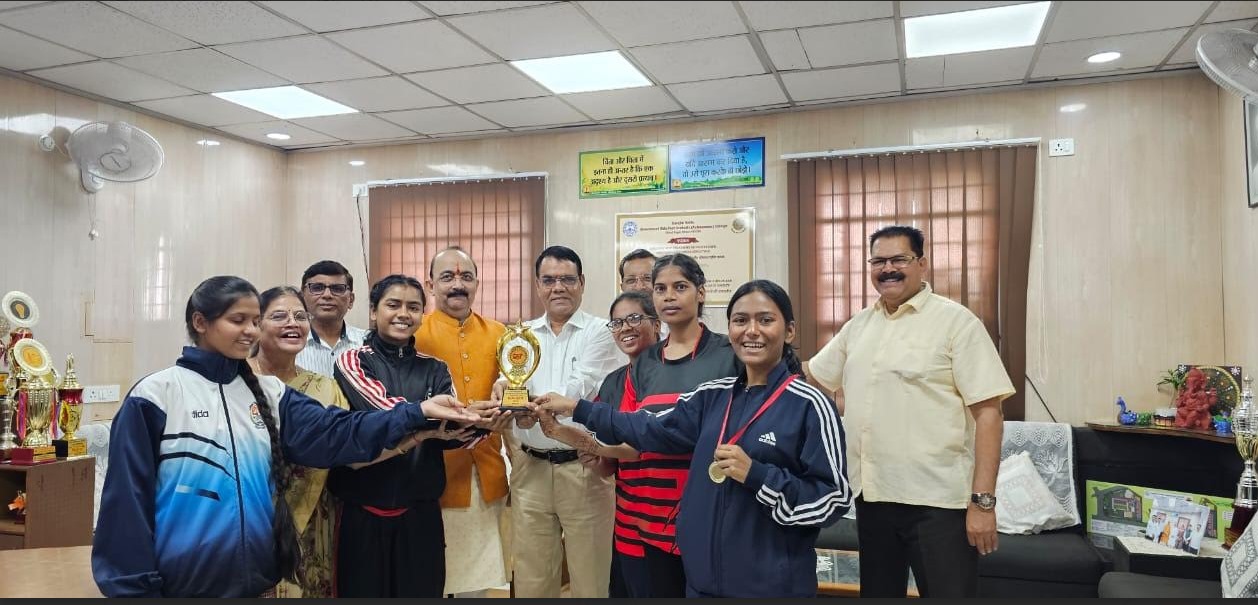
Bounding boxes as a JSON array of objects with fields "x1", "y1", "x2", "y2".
[{"x1": 185, "y1": 276, "x2": 300, "y2": 582}]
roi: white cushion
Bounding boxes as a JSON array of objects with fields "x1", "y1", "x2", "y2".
[
  {"x1": 1001, "y1": 420, "x2": 1081, "y2": 527},
  {"x1": 1223, "y1": 519, "x2": 1258, "y2": 597},
  {"x1": 996, "y1": 451, "x2": 1076, "y2": 535}
]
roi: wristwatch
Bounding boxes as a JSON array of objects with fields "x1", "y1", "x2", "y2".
[{"x1": 971, "y1": 492, "x2": 997, "y2": 510}]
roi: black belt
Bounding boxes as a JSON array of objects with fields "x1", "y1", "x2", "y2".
[{"x1": 522, "y1": 445, "x2": 579, "y2": 464}]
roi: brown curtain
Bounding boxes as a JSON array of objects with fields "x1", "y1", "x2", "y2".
[
  {"x1": 788, "y1": 146, "x2": 1036, "y2": 419},
  {"x1": 367, "y1": 176, "x2": 546, "y2": 324}
]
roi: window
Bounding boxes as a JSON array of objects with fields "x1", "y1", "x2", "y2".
[
  {"x1": 367, "y1": 176, "x2": 546, "y2": 323},
  {"x1": 788, "y1": 145, "x2": 1036, "y2": 418}
]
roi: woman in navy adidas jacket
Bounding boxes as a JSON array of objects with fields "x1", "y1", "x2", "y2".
[
  {"x1": 534, "y1": 280, "x2": 851, "y2": 598},
  {"x1": 92, "y1": 276, "x2": 480, "y2": 598}
]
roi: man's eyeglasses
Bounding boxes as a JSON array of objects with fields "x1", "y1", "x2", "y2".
[
  {"x1": 305, "y1": 283, "x2": 351, "y2": 296},
  {"x1": 539, "y1": 275, "x2": 580, "y2": 289},
  {"x1": 621, "y1": 276, "x2": 652, "y2": 288},
  {"x1": 265, "y1": 310, "x2": 311, "y2": 323},
  {"x1": 867, "y1": 255, "x2": 918, "y2": 271},
  {"x1": 606, "y1": 313, "x2": 656, "y2": 331},
  {"x1": 437, "y1": 272, "x2": 477, "y2": 284}
]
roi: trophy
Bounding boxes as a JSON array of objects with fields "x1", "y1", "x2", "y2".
[
  {"x1": 1228, "y1": 375, "x2": 1257, "y2": 548},
  {"x1": 496, "y1": 320, "x2": 542, "y2": 412},
  {"x1": 9, "y1": 339, "x2": 56, "y2": 465},
  {"x1": 54, "y1": 354, "x2": 87, "y2": 459}
]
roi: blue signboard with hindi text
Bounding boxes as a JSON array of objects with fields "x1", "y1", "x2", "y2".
[{"x1": 668, "y1": 137, "x2": 765, "y2": 192}]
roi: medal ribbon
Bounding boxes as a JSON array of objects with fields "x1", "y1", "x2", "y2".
[{"x1": 716, "y1": 375, "x2": 797, "y2": 447}]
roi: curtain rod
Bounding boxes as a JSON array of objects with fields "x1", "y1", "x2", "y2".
[
  {"x1": 365, "y1": 172, "x2": 548, "y2": 188},
  {"x1": 780, "y1": 138, "x2": 1041, "y2": 161}
]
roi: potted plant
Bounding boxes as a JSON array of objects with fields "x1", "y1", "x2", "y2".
[{"x1": 1158, "y1": 368, "x2": 1187, "y2": 398}]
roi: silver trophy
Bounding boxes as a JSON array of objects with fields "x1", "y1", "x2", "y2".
[
  {"x1": 1228, "y1": 376, "x2": 1257, "y2": 547},
  {"x1": 0, "y1": 396, "x2": 16, "y2": 451}
]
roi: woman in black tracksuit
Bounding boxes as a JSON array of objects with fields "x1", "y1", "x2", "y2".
[
  {"x1": 534, "y1": 280, "x2": 851, "y2": 597},
  {"x1": 330, "y1": 274, "x2": 485, "y2": 597}
]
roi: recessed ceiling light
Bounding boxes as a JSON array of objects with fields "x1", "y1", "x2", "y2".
[
  {"x1": 348, "y1": 160, "x2": 365, "y2": 167},
  {"x1": 1059, "y1": 103, "x2": 1087, "y2": 113},
  {"x1": 213, "y1": 85, "x2": 358, "y2": 120},
  {"x1": 512, "y1": 51, "x2": 651, "y2": 94},
  {"x1": 904, "y1": 2, "x2": 1050, "y2": 58},
  {"x1": 1086, "y1": 51, "x2": 1122, "y2": 64},
  {"x1": 195, "y1": 139, "x2": 220, "y2": 146},
  {"x1": 265, "y1": 132, "x2": 291, "y2": 141}
]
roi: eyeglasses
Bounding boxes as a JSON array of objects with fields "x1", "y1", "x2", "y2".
[
  {"x1": 621, "y1": 276, "x2": 652, "y2": 288},
  {"x1": 867, "y1": 255, "x2": 918, "y2": 270},
  {"x1": 437, "y1": 272, "x2": 477, "y2": 284},
  {"x1": 265, "y1": 310, "x2": 311, "y2": 323},
  {"x1": 606, "y1": 313, "x2": 656, "y2": 331},
  {"x1": 305, "y1": 282, "x2": 351, "y2": 296},
  {"x1": 539, "y1": 275, "x2": 580, "y2": 289}
]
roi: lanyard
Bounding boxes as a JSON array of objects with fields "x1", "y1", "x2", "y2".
[
  {"x1": 660, "y1": 325, "x2": 704, "y2": 362},
  {"x1": 716, "y1": 375, "x2": 797, "y2": 446}
]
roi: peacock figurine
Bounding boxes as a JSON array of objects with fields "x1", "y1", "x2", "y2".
[{"x1": 1116, "y1": 396, "x2": 1137, "y2": 425}]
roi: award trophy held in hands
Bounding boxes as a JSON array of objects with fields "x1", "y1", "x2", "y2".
[{"x1": 496, "y1": 321, "x2": 541, "y2": 412}]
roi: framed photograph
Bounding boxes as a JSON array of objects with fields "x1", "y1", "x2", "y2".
[
  {"x1": 1244, "y1": 100, "x2": 1258, "y2": 208},
  {"x1": 1145, "y1": 494, "x2": 1210, "y2": 556}
]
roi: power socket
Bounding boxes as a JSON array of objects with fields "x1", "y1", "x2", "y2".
[
  {"x1": 82, "y1": 384, "x2": 121, "y2": 403},
  {"x1": 1049, "y1": 138, "x2": 1075, "y2": 157}
]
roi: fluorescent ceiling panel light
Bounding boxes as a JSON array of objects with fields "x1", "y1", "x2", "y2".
[
  {"x1": 213, "y1": 86, "x2": 358, "y2": 119},
  {"x1": 904, "y1": 2, "x2": 1050, "y2": 58},
  {"x1": 196, "y1": 139, "x2": 220, "y2": 146},
  {"x1": 349, "y1": 160, "x2": 365, "y2": 166},
  {"x1": 265, "y1": 132, "x2": 291, "y2": 140},
  {"x1": 1059, "y1": 103, "x2": 1086, "y2": 113},
  {"x1": 1086, "y1": 51, "x2": 1122, "y2": 64},
  {"x1": 512, "y1": 51, "x2": 651, "y2": 94}
]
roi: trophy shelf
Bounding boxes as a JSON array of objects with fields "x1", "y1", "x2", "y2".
[
  {"x1": 0, "y1": 457, "x2": 94, "y2": 550},
  {"x1": 1086, "y1": 421, "x2": 1235, "y2": 444}
]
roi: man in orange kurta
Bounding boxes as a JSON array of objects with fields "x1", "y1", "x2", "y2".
[{"x1": 417, "y1": 247, "x2": 510, "y2": 597}]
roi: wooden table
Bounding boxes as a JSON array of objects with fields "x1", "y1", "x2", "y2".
[
  {"x1": 0, "y1": 545, "x2": 101, "y2": 597},
  {"x1": 1086, "y1": 421, "x2": 1235, "y2": 445},
  {"x1": 816, "y1": 548, "x2": 919, "y2": 597}
]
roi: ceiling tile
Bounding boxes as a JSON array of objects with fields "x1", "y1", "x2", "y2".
[
  {"x1": 906, "y1": 47, "x2": 1034, "y2": 89},
  {"x1": 216, "y1": 36, "x2": 387, "y2": 84},
  {"x1": 429, "y1": 128, "x2": 506, "y2": 138},
  {"x1": 781, "y1": 63, "x2": 900, "y2": 100},
  {"x1": 468, "y1": 96, "x2": 588, "y2": 127},
  {"x1": 760, "y1": 30, "x2": 810, "y2": 71},
  {"x1": 418, "y1": 1, "x2": 553, "y2": 16},
  {"x1": 1046, "y1": 0, "x2": 1211, "y2": 43},
  {"x1": 561, "y1": 86, "x2": 682, "y2": 120},
  {"x1": 27, "y1": 61, "x2": 194, "y2": 102},
  {"x1": 216, "y1": 120, "x2": 340, "y2": 147},
  {"x1": 305, "y1": 76, "x2": 448, "y2": 112},
  {"x1": 1207, "y1": 1, "x2": 1258, "y2": 23},
  {"x1": 899, "y1": 1, "x2": 1029, "y2": 18},
  {"x1": 740, "y1": 1, "x2": 892, "y2": 31},
  {"x1": 798, "y1": 19, "x2": 898, "y2": 68},
  {"x1": 580, "y1": 1, "x2": 745, "y2": 47},
  {"x1": 114, "y1": 49, "x2": 288, "y2": 93},
  {"x1": 134, "y1": 94, "x2": 272, "y2": 126},
  {"x1": 104, "y1": 1, "x2": 305, "y2": 45},
  {"x1": 448, "y1": 3, "x2": 615, "y2": 60},
  {"x1": 630, "y1": 35, "x2": 764, "y2": 84},
  {"x1": 328, "y1": 21, "x2": 494, "y2": 73},
  {"x1": 292, "y1": 113, "x2": 416, "y2": 141},
  {"x1": 0, "y1": 2, "x2": 46, "y2": 10},
  {"x1": 1166, "y1": 19, "x2": 1258, "y2": 64},
  {"x1": 666, "y1": 74, "x2": 787, "y2": 112},
  {"x1": 0, "y1": 1, "x2": 196, "y2": 58},
  {"x1": 377, "y1": 106, "x2": 501, "y2": 134},
  {"x1": 1032, "y1": 29, "x2": 1189, "y2": 78},
  {"x1": 405, "y1": 63, "x2": 546, "y2": 103},
  {"x1": 0, "y1": 25, "x2": 94, "y2": 71},
  {"x1": 258, "y1": 1, "x2": 431, "y2": 32}
]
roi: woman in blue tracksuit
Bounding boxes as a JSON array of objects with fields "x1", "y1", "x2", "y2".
[
  {"x1": 91, "y1": 276, "x2": 481, "y2": 598},
  {"x1": 534, "y1": 280, "x2": 851, "y2": 597}
]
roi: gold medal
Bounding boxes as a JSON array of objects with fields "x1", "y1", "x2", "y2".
[{"x1": 708, "y1": 460, "x2": 726, "y2": 483}]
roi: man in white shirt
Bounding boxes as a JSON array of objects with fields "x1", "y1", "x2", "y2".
[
  {"x1": 495, "y1": 246, "x2": 624, "y2": 598},
  {"x1": 295, "y1": 260, "x2": 368, "y2": 377}
]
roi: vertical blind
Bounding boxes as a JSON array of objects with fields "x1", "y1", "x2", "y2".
[
  {"x1": 788, "y1": 146, "x2": 1036, "y2": 419},
  {"x1": 367, "y1": 177, "x2": 546, "y2": 324}
]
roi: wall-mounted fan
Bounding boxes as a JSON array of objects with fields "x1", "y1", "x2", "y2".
[
  {"x1": 40, "y1": 121, "x2": 165, "y2": 193},
  {"x1": 1197, "y1": 28, "x2": 1258, "y2": 99}
]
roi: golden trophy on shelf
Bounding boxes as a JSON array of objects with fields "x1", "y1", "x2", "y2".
[
  {"x1": 9, "y1": 338, "x2": 57, "y2": 465},
  {"x1": 496, "y1": 320, "x2": 542, "y2": 412},
  {"x1": 54, "y1": 355, "x2": 87, "y2": 459}
]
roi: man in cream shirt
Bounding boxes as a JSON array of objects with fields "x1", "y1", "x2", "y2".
[
  {"x1": 804, "y1": 225, "x2": 1014, "y2": 598},
  {"x1": 494, "y1": 245, "x2": 625, "y2": 598}
]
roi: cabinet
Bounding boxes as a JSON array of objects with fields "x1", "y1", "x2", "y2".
[{"x1": 0, "y1": 458, "x2": 94, "y2": 550}]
